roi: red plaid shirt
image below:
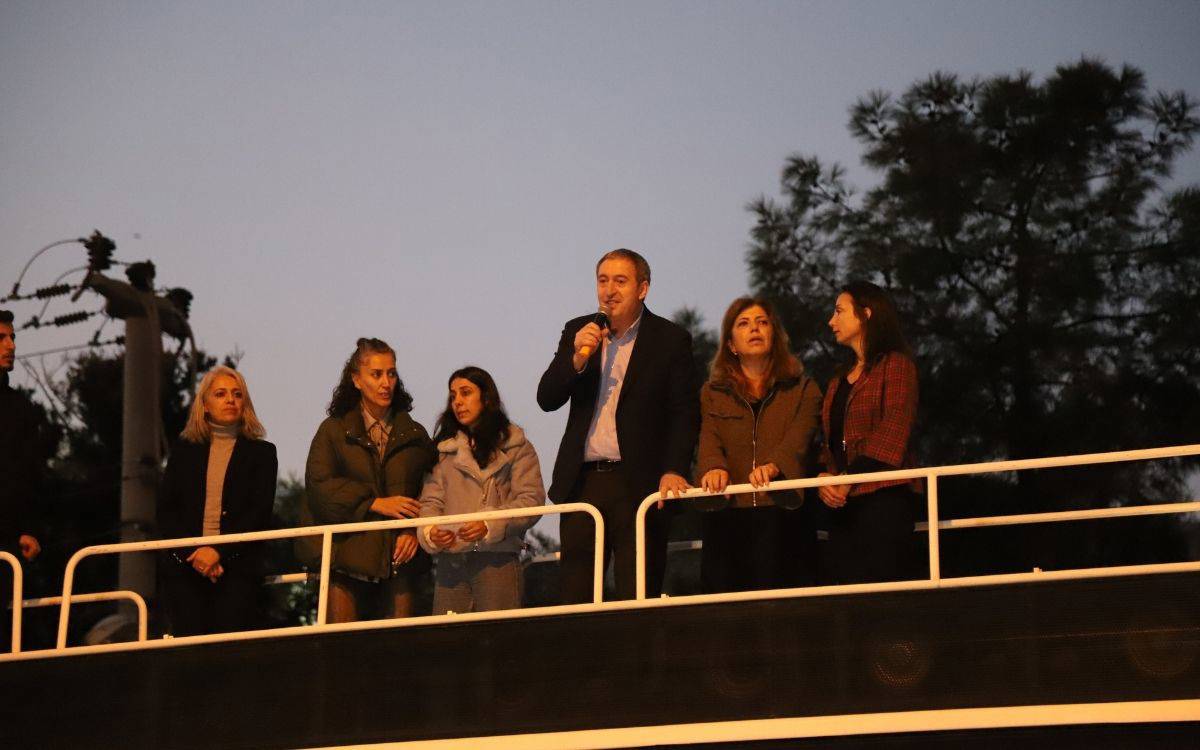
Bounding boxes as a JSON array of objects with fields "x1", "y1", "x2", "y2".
[{"x1": 821, "y1": 352, "x2": 921, "y2": 496}]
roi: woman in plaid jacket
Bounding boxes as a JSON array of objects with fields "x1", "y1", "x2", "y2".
[{"x1": 818, "y1": 281, "x2": 922, "y2": 584}]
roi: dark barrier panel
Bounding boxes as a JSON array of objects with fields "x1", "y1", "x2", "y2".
[{"x1": 1, "y1": 572, "x2": 1198, "y2": 748}]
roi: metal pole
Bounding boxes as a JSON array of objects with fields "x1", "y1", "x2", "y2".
[
  {"x1": 117, "y1": 302, "x2": 162, "y2": 609},
  {"x1": 926, "y1": 475, "x2": 941, "y2": 582}
]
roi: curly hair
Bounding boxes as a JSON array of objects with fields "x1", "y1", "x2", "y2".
[{"x1": 326, "y1": 337, "x2": 414, "y2": 417}]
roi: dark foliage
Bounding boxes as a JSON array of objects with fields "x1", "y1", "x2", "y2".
[{"x1": 746, "y1": 60, "x2": 1200, "y2": 574}]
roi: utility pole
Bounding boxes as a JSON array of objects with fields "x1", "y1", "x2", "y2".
[{"x1": 76, "y1": 233, "x2": 193, "y2": 609}]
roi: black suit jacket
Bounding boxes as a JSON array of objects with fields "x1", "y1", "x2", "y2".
[
  {"x1": 158, "y1": 436, "x2": 278, "y2": 571},
  {"x1": 0, "y1": 380, "x2": 45, "y2": 553},
  {"x1": 537, "y1": 307, "x2": 699, "y2": 502}
]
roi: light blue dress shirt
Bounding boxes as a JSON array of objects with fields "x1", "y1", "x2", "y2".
[{"x1": 582, "y1": 311, "x2": 643, "y2": 462}]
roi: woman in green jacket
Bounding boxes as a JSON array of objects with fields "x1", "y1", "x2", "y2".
[
  {"x1": 304, "y1": 337, "x2": 436, "y2": 622},
  {"x1": 695, "y1": 297, "x2": 822, "y2": 593}
]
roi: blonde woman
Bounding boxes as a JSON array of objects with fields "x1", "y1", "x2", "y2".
[{"x1": 158, "y1": 366, "x2": 277, "y2": 636}]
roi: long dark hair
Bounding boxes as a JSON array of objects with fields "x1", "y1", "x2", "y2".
[
  {"x1": 709, "y1": 296, "x2": 802, "y2": 398},
  {"x1": 432, "y1": 365, "x2": 511, "y2": 468},
  {"x1": 839, "y1": 281, "x2": 911, "y2": 372},
  {"x1": 326, "y1": 337, "x2": 414, "y2": 417}
]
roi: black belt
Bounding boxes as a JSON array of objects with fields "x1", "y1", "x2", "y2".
[{"x1": 581, "y1": 460, "x2": 623, "y2": 473}]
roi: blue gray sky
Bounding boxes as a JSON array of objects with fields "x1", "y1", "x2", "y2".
[{"x1": 4, "y1": 1, "x2": 1199, "y2": 536}]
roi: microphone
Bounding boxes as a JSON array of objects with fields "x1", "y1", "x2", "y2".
[{"x1": 579, "y1": 306, "x2": 611, "y2": 358}]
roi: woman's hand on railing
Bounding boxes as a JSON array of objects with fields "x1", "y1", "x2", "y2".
[
  {"x1": 748, "y1": 463, "x2": 780, "y2": 488},
  {"x1": 700, "y1": 469, "x2": 730, "y2": 494},
  {"x1": 371, "y1": 495, "x2": 421, "y2": 519},
  {"x1": 818, "y1": 472, "x2": 850, "y2": 508},
  {"x1": 427, "y1": 525, "x2": 457, "y2": 550},
  {"x1": 457, "y1": 521, "x2": 487, "y2": 543},
  {"x1": 392, "y1": 531, "x2": 418, "y2": 566}
]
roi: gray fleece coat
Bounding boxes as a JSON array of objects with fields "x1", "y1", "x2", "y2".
[{"x1": 417, "y1": 424, "x2": 546, "y2": 555}]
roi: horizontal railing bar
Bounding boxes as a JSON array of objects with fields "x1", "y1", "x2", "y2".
[
  {"x1": 15, "y1": 591, "x2": 149, "y2": 644},
  {"x1": 640, "y1": 443, "x2": 1200, "y2": 504},
  {"x1": 264, "y1": 573, "x2": 312, "y2": 585},
  {"x1": 63, "y1": 503, "x2": 589, "y2": 557},
  {"x1": 915, "y1": 500, "x2": 1200, "y2": 531},
  {"x1": 9, "y1": 559, "x2": 1200, "y2": 664}
]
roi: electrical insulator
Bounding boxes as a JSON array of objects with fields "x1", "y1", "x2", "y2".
[
  {"x1": 166, "y1": 287, "x2": 193, "y2": 319},
  {"x1": 50, "y1": 310, "x2": 92, "y2": 327},
  {"x1": 84, "y1": 230, "x2": 116, "y2": 272},
  {"x1": 33, "y1": 283, "x2": 73, "y2": 299}
]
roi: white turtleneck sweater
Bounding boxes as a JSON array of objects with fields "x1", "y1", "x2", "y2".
[{"x1": 203, "y1": 422, "x2": 239, "y2": 536}]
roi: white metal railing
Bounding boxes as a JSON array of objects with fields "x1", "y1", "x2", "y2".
[
  {"x1": 1, "y1": 551, "x2": 23, "y2": 653},
  {"x1": 16, "y1": 591, "x2": 149, "y2": 647},
  {"x1": 635, "y1": 443, "x2": 1200, "y2": 599},
  {"x1": 55, "y1": 503, "x2": 604, "y2": 649}
]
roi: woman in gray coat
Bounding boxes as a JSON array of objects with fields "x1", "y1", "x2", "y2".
[
  {"x1": 304, "y1": 337, "x2": 436, "y2": 622},
  {"x1": 419, "y1": 366, "x2": 545, "y2": 614}
]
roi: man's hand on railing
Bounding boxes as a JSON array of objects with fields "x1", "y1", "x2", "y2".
[
  {"x1": 817, "y1": 472, "x2": 850, "y2": 508},
  {"x1": 392, "y1": 531, "x2": 418, "y2": 566},
  {"x1": 749, "y1": 463, "x2": 780, "y2": 488},
  {"x1": 657, "y1": 472, "x2": 691, "y2": 508},
  {"x1": 371, "y1": 495, "x2": 421, "y2": 519}
]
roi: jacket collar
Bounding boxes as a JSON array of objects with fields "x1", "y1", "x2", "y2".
[
  {"x1": 617, "y1": 306, "x2": 658, "y2": 396},
  {"x1": 437, "y1": 425, "x2": 526, "y2": 480},
  {"x1": 340, "y1": 408, "x2": 421, "y2": 456},
  {"x1": 710, "y1": 372, "x2": 802, "y2": 398}
]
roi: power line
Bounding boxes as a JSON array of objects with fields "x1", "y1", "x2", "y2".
[{"x1": 14, "y1": 337, "x2": 125, "y2": 360}]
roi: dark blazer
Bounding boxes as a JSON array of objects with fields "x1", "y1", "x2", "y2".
[
  {"x1": 0, "y1": 379, "x2": 44, "y2": 553},
  {"x1": 158, "y1": 436, "x2": 278, "y2": 570},
  {"x1": 537, "y1": 306, "x2": 699, "y2": 502}
]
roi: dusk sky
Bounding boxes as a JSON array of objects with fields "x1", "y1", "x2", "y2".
[{"x1": 4, "y1": 1, "x2": 1199, "y2": 538}]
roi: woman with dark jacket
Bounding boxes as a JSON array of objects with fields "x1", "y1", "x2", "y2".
[
  {"x1": 695, "y1": 297, "x2": 822, "y2": 593},
  {"x1": 158, "y1": 365, "x2": 278, "y2": 636},
  {"x1": 304, "y1": 338, "x2": 436, "y2": 622},
  {"x1": 819, "y1": 281, "x2": 922, "y2": 585},
  {"x1": 419, "y1": 366, "x2": 545, "y2": 614}
]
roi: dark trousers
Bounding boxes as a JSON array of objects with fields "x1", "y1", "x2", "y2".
[
  {"x1": 161, "y1": 563, "x2": 260, "y2": 637},
  {"x1": 824, "y1": 485, "x2": 922, "y2": 585},
  {"x1": 559, "y1": 465, "x2": 668, "y2": 603},
  {"x1": 701, "y1": 505, "x2": 817, "y2": 593}
]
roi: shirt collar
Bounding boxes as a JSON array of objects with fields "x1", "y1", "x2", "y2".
[
  {"x1": 609, "y1": 309, "x2": 643, "y2": 345},
  {"x1": 361, "y1": 404, "x2": 393, "y2": 434}
]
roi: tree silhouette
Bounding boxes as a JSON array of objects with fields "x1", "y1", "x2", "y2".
[{"x1": 746, "y1": 59, "x2": 1199, "y2": 574}]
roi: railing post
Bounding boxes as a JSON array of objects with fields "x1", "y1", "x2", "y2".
[
  {"x1": 634, "y1": 497, "x2": 651, "y2": 600},
  {"x1": 56, "y1": 550, "x2": 87, "y2": 649},
  {"x1": 589, "y1": 506, "x2": 606, "y2": 604},
  {"x1": 1, "y1": 552, "x2": 22, "y2": 653},
  {"x1": 316, "y1": 531, "x2": 333, "y2": 626},
  {"x1": 926, "y1": 474, "x2": 941, "y2": 582}
]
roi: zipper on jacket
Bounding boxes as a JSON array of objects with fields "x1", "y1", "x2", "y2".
[{"x1": 734, "y1": 387, "x2": 776, "y2": 507}]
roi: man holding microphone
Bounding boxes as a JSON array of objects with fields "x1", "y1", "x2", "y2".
[{"x1": 537, "y1": 249, "x2": 698, "y2": 603}]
